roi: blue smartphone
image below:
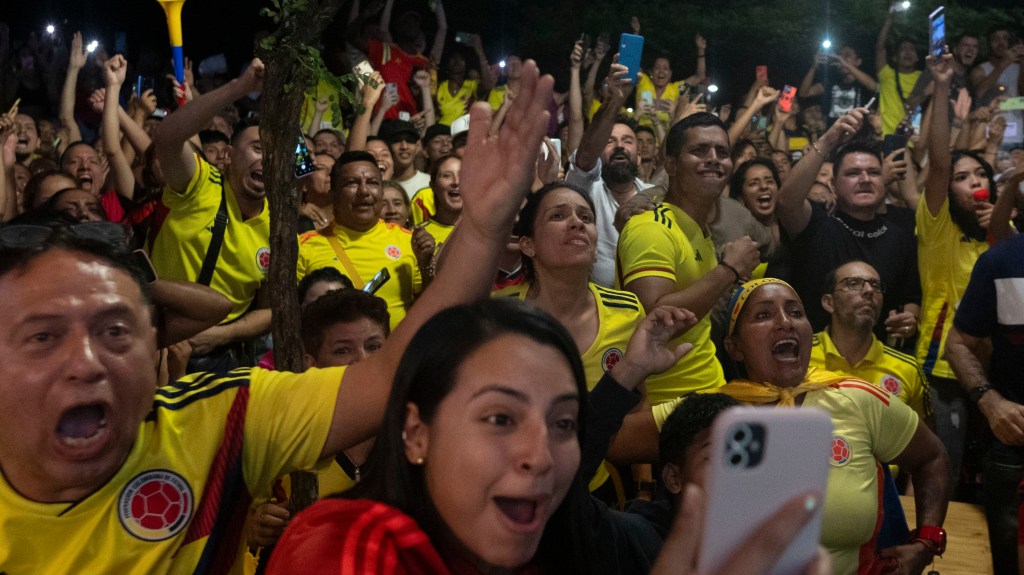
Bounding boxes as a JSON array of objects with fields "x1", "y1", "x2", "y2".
[
  {"x1": 929, "y1": 6, "x2": 945, "y2": 58},
  {"x1": 618, "y1": 33, "x2": 644, "y2": 84}
]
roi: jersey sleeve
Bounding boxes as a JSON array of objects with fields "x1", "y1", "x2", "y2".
[
  {"x1": 161, "y1": 153, "x2": 216, "y2": 209},
  {"x1": 242, "y1": 366, "x2": 345, "y2": 495},
  {"x1": 566, "y1": 150, "x2": 602, "y2": 190},
  {"x1": 840, "y1": 381, "x2": 919, "y2": 463},
  {"x1": 617, "y1": 214, "x2": 679, "y2": 286},
  {"x1": 953, "y1": 250, "x2": 998, "y2": 338}
]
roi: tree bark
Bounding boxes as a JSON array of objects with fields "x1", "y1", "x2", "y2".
[{"x1": 256, "y1": 0, "x2": 347, "y2": 515}]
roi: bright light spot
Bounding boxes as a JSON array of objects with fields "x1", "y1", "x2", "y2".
[
  {"x1": 900, "y1": 0, "x2": 910, "y2": 9},
  {"x1": 499, "y1": 60, "x2": 506, "y2": 68},
  {"x1": 821, "y1": 39, "x2": 832, "y2": 50},
  {"x1": 707, "y1": 84, "x2": 719, "y2": 93},
  {"x1": 86, "y1": 40, "x2": 99, "y2": 53},
  {"x1": 626, "y1": 107, "x2": 634, "y2": 114},
  {"x1": 45, "y1": 24, "x2": 55, "y2": 35}
]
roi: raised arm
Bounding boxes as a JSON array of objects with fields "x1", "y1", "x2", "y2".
[
  {"x1": 923, "y1": 53, "x2": 954, "y2": 217},
  {"x1": 320, "y1": 60, "x2": 554, "y2": 457},
  {"x1": 306, "y1": 95, "x2": 330, "y2": 138},
  {"x1": 154, "y1": 59, "x2": 263, "y2": 192},
  {"x1": 834, "y1": 51, "x2": 879, "y2": 92},
  {"x1": 470, "y1": 34, "x2": 494, "y2": 97},
  {"x1": 728, "y1": 85, "x2": 778, "y2": 146},
  {"x1": 568, "y1": 40, "x2": 585, "y2": 158},
  {"x1": 101, "y1": 56, "x2": 136, "y2": 200},
  {"x1": 799, "y1": 51, "x2": 826, "y2": 98},
  {"x1": 875, "y1": 9, "x2": 895, "y2": 73},
  {"x1": 0, "y1": 112, "x2": 14, "y2": 222},
  {"x1": 776, "y1": 108, "x2": 865, "y2": 236},
  {"x1": 686, "y1": 34, "x2": 708, "y2": 85},
  {"x1": 57, "y1": 32, "x2": 87, "y2": 152},
  {"x1": 573, "y1": 57, "x2": 632, "y2": 172},
  {"x1": 429, "y1": 0, "x2": 448, "y2": 69},
  {"x1": 343, "y1": 71, "x2": 385, "y2": 152},
  {"x1": 582, "y1": 39, "x2": 608, "y2": 115}
]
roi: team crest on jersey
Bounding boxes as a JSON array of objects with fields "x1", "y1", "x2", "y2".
[
  {"x1": 118, "y1": 470, "x2": 194, "y2": 541},
  {"x1": 256, "y1": 247, "x2": 271, "y2": 273},
  {"x1": 602, "y1": 348, "x2": 623, "y2": 372},
  {"x1": 830, "y1": 436, "x2": 851, "y2": 467},
  {"x1": 881, "y1": 375, "x2": 902, "y2": 395},
  {"x1": 385, "y1": 245, "x2": 402, "y2": 259}
]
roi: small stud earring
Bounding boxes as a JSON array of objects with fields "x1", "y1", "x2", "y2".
[{"x1": 415, "y1": 457, "x2": 425, "y2": 465}]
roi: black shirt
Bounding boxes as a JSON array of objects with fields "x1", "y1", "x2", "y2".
[{"x1": 768, "y1": 202, "x2": 922, "y2": 341}]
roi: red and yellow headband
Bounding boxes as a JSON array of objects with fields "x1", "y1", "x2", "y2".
[{"x1": 726, "y1": 278, "x2": 795, "y2": 336}]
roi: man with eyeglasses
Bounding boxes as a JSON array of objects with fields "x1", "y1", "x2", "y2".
[
  {"x1": 770, "y1": 107, "x2": 921, "y2": 345},
  {"x1": 811, "y1": 261, "x2": 930, "y2": 420}
]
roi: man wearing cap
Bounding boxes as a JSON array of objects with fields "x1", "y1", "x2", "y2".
[
  {"x1": 408, "y1": 124, "x2": 452, "y2": 225},
  {"x1": 450, "y1": 114, "x2": 471, "y2": 158},
  {"x1": 381, "y1": 119, "x2": 431, "y2": 200}
]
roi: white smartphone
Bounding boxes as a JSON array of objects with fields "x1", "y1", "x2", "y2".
[
  {"x1": 549, "y1": 138, "x2": 562, "y2": 160},
  {"x1": 699, "y1": 407, "x2": 832, "y2": 575}
]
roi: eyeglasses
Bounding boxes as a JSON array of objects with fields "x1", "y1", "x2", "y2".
[
  {"x1": 0, "y1": 222, "x2": 127, "y2": 249},
  {"x1": 836, "y1": 276, "x2": 885, "y2": 294}
]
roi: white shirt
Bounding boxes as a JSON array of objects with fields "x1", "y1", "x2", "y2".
[
  {"x1": 566, "y1": 151, "x2": 652, "y2": 288},
  {"x1": 397, "y1": 171, "x2": 431, "y2": 200}
]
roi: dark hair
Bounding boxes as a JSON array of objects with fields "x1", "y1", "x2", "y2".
[
  {"x1": 614, "y1": 115, "x2": 638, "y2": 135},
  {"x1": 729, "y1": 158, "x2": 781, "y2": 200},
  {"x1": 513, "y1": 181, "x2": 595, "y2": 282},
  {"x1": 822, "y1": 260, "x2": 875, "y2": 294},
  {"x1": 0, "y1": 218, "x2": 152, "y2": 309},
  {"x1": 349, "y1": 299, "x2": 592, "y2": 573},
  {"x1": 948, "y1": 150, "x2": 998, "y2": 242},
  {"x1": 832, "y1": 139, "x2": 882, "y2": 171},
  {"x1": 23, "y1": 169, "x2": 77, "y2": 211},
  {"x1": 666, "y1": 112, "x2": 728, "y2": 157},
  {"x1": 199, "y1": 130, "x2": 230, "y2": 146},
  {"x1": 231, "y1": 116, "x2": 260, "y2": 145},
  {"x1": 429, "y1": 154, "x2": 460, "y2": 188},
  {"x1": 301, "y1": 288, "x2": 390, "y2": 355},
  {"x1": 635, "y1": 125, "x2": 657, "y2": 140},
  {"x1": 313, "y1": 128, "x2": 345, "y2": 144},
  {"x1": 297, "y1": 267, "x2": 354, "y2": 304},
  {"x1": 729, "y1": 138, "x2": 757, "y2": 164},
  {"x1": 43, "y1": 188, "x2": 106, "y2": 220},
  {"x1": 59, "y1": 141, "x2": 97, "y2": 170},
  {"x1": 659, "y1": 393, "x2": 739, "y2": 468}
]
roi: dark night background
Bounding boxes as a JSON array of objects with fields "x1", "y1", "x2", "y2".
[{"x1": 2, "y1": 0, "x2": 1022, "y2": 105}]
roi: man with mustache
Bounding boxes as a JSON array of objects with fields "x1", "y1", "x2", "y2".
[
  {"x1": 297, "y1": 151, "x2": 424, "y2": 331},
  {"x1": 566, "y1": 60, "x2": 651, "y2": 288},
  {"x1": 812, "y1": 260, "x2": 929, "y2": 419}
]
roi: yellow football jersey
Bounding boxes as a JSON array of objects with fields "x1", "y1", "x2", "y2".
[
  {"x1": 149, "y1": 155, "x2": 270, "y2": 323},
  {"x1": 297, "y1": 221, "x2": 422, "y2": 331},
  {"x1": 437, "y1": 79, "x2": 479, "y2": 126},
  {"x1": 0, "y1": 367, "x2": 342, "y2": 574},
  {"x1": 420, "y1": 218, "x2": 455, "y2": 247},
  {"x1": 617, "y1": 203, "x2": 726, "y2": 403},
  {"x1": 410, "y1": 186, "x2": 435, "y2": 226}
]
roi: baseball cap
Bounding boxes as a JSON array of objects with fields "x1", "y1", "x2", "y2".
[{"x1": 379, "y1": 119, "x2": 420, "y2": 145}]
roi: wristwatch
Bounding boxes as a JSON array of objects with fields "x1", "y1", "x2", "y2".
[
  {"x1": 910, "y1": 526, "x2": 947, "y2": 556},
  {"x1": 968, "y1": 385, "x2": 993, "y2": 404}
]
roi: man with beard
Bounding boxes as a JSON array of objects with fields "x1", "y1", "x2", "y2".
[
  {"x1": 152, "y1": 59, "x2": 271, "y2": 372},
  {"x1": 811, "y1": 261, "x2": 929, "y2": 419},
  {"x1": 950, "y1": 34, "x2": 981, "y2": 95},
  {"x1": 770, "y1": 107, "x2": 921, "y2": 347},
  {"x1": 566, "y1": 60, "x2": 651, "y2": 287},
  {"x1": 617, "y1": 113, "x2": 760, "y2": 403},
  {"x1": 297, "y1": 151, "x2": 423, "y2": 330}
]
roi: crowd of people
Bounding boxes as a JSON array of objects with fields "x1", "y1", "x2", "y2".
[{"x1": 1, "y1": 0, "x2": 1024, "y2": 573}]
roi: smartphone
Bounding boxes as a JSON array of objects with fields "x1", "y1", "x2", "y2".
[
  {"x1": 640, "y1": 91, "x2": 654, "y2": 107},
  {"x1": 549, "y1": 138, "x2": 562, "y2": 161},
  {"x1": 929, "y1": 6, "x2": 946, "y2": 58},
  {"x1": 908, "y1": 105, "x2": 923, "y2": 133},
  {"x1": 699, "y1": 407, "x2": 832, "y2": 575},
  {"x1": 362, "y1": 268, "x2": 391, "y2": 294},
  {"x1": 135, "y1": 76, "x2": 155, "y2": 97},
  {"x1": 883, "y1": 134, "x2": 909, "y2": 158},
  {"x1": 617, "y1": 33, "x2": 645, "y2": 84},
  {"x1": 386, "y1": 82, "x2": 399, "y2": 101},
  {"x1": 354, "y1": 59, "x2": 374, "y2": 86},
  {"x1": 398, "y1": 111, "x2": 411, "y2": 122},
  {"x1": 294, "y1": 133, "x2": 317, "y2": 179},
  {"x1": 1001, "y1": 96, "x2": 1024, "y2": 111},
  {"x1": 756, "y1": 65, "x2": 768, "y2": 83},
  {"x1": 454, "y1": 31, "x2": 472, "y2": 45},
  {"x1": 779, "y1": 85, "x2": 797, "y2": 113}
]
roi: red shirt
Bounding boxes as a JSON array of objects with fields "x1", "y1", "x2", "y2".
[{"x1": 368, "y1": 40, "x2": 429, "y2": 120}]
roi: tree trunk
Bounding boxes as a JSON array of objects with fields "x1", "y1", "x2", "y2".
[{"x1": 256, "y1": 0, "x2": 346, "y2": 514}]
